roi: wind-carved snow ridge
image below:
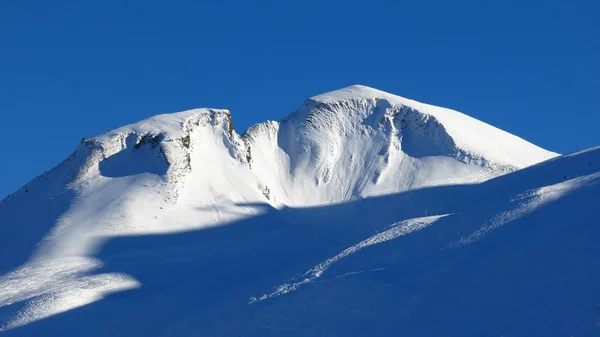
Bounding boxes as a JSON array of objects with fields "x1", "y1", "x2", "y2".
[
  {"x1": 450, "y1": 172, "x2": 600, "y2": 247},
  {"x1": 250, "y1": 215, "x2": 449, "y2": 303}
]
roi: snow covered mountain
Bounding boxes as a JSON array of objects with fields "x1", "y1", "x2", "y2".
[
  {"x1": 1, "y1": 85, "x2": 598, "y2": 336},
  {"x1": 246, "y1": 85, "x2": 556, "y2": 205}
]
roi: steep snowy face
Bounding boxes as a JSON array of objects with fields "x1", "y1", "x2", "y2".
[
  {"x1": 244, "y1": 85, "x2": 557, "y2": 205},
  {"x1": 311, "y1": 85, "x2": 557, "y2": 168}
]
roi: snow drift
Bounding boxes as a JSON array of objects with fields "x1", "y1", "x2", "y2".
[{"x1": 1, "y1": 85, "x2": 597, "y2": 337}]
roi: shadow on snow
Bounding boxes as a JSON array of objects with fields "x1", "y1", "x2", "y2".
[{"x1": 3, "y1": 148, "x2": 600, "y2": 336}]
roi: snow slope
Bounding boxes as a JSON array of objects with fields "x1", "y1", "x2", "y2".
[{"x1": 1, "y1": 85, "x2": 596, "y2": 337}]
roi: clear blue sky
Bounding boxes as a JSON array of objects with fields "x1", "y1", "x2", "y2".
[{"x1": 1, "y1": 0, "x2": 598, "y2": 197}]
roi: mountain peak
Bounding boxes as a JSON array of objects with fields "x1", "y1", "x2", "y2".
[
  {"x1": 310, "y1": 85, "x2": 409, "y2": 104},
  {"x1": 286, "y1": 85, "x2": 558, "y2": 171},
  {"x1": 95, "y1": 108, "x2": 234, "y2": 143}
]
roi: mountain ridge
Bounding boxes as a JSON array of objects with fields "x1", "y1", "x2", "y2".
[
  {"x1": 2, "y1": 85, "x2": 557, "y2": 206},
  {"x1": 3, "y1": 85, "x2": 596, "y2": 337}
]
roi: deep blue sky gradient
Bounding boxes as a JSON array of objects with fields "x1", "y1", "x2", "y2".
[{"x1": 1, "y1": 0, "x2": 598, "y2": 197}]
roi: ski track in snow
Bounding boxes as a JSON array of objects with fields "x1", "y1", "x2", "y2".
[{"x1": 250, "y1": 215, "x2": 449, "y2": 303}]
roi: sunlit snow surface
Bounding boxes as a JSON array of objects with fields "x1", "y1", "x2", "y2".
[{"x1": 1, "y1": 86, "x2": 598, "y2": 336}]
